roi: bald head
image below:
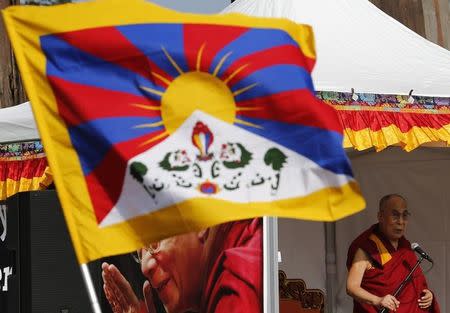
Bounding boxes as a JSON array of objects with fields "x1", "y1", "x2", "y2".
[
  {"x1": 379, "y1": 194, "x2": 407, "y2": 213},
  {"x1": 377, "y1": 194, "x2": 409, "y2": 244}
]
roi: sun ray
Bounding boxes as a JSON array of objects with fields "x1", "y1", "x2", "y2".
[
  {"x1": 140, "y1": 131, "x2": 170, "y2": 147},
  {"x1": 236, "y1": 106, "x2": 263, "y2": 111},
  {"x1": 213, "y1": 51, "x2": 232, "y2": 77},
  {"x1": 233, "y1": 83, "x2": 258, "y2": 97},
  {"x1": 140, "y1": 86, "x2": 164, "y2": 97},
  {"x1": 196, "y1": 43, "x2": 206, "y2": 72},
  {"x1": 133, "y1": 121, "x2": 164, "y2": 129},
  {"x1": 161, "y1": 46, "x2": 184, "y2": 75},
  {"x1": 151, "y1": 71, "x2": 172, "y2": 86},
  {"x1": 224, "y1": 64, "x2": 249, "y2": 84},
  {"x1": 235, "y1": 118, "x2": 264, "y2": 129},
  {"x1": 130, "y1": 103, "x2": 161, "y2": 111}
]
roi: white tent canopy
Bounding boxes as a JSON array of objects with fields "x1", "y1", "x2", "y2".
[
  {"x1": 0, "y1": 102, "x2": 39, "y2": 143},
  {"x1": 223, "y1": 0, "x2": 450, "y2": 97}
]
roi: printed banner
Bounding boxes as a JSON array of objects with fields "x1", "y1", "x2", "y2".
[{"x1": 99, "y1": 218, "x2": 262, "y2": 313}]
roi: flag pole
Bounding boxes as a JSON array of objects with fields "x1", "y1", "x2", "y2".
[{"x1": 80, "y1": 263, "x2": 103, "y2": 313}]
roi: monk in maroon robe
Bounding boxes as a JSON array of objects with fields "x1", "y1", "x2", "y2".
[
  {"x1": 346, "y1": 194, "x2": 440, "y2": 313},
  {"x1": 102, "y1": 218, "x2": 262, "y2": 313}
]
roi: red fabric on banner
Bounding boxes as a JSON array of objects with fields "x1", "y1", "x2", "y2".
[
  {"x1": 201, "y1": 218, "x2": 263, "y2": 313},
  {"x1": 347, "y1": 224, "x2": 440, "y2": 313}
]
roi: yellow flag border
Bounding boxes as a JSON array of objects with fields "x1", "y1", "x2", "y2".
[{"x1": 3, "y1": 0, "x2": 365, "y2": 263}]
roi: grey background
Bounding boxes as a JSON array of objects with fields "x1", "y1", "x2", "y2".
[
  {"x1": 21, "y1": 0, "x2": 231, "y2": 13},
  {"x1": 149, "y1": 0, "x2": 230, "y2": 13}
]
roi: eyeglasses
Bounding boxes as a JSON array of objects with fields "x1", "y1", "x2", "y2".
[
  {"x1": 133, "y1": 241, "x2": 161, "y2": 264},
  {"x1": 390, "y1": 210, "x2": 411, "y2": 222}
]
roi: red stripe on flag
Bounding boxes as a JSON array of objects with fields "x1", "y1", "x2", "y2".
[
  {"x1": 183, "y1": 24, "x2": 249, "y2": 72},
  {"x1": 237, "y1": 89, "x2": 342, "y2": 133},
  {"x1": 57, "y1": 26, "x2": 172, "y2": 87},
  {"x1": 338, "y1": 110, "x2": 450, "y2": 132},
  {"x1": 304, "y1": 57, "x2": 315, "y2": 73},
  {"x1": 0, "y1": 158, "x2": 48, "y2": 181},
  {"x1": 48, "y1": 76, "x2": 161, "y2": 127},
  {"x1": 85, "y1": 130, "x2": 168, "y2": 223},
  {"x1": 222, "y1": 44, "x2": 315, "y2": 87}
]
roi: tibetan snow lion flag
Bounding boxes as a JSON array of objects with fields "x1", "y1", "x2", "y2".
[{"x1": 3, "y1": 0, "x2": 364, "y2": 263}]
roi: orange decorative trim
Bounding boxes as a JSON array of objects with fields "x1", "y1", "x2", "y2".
[
  {"x1": 334, "y1": 105, "x2": 450, "y2": 115},
  {"x1": 0, "y1": 166, "x2": 53, "y2": 201},
  {"x1": 318, "y1": 91, "x2": 450, "y2": 151},
  {"x1": 343, "y1": 124, "x2": 450, "y2": 152}
]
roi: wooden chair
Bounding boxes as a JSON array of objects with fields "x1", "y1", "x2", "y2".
[{"x1": 279, "y1": 270, "x2": 325, "y2": 313}]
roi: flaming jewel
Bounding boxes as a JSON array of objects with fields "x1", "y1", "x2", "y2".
[{"x1": 192, "y1": 121, "x2": 214, "y2": 160}]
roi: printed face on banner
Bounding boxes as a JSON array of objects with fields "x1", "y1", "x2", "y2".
[{"x1": 101, "y1": 218, "x2": 263, "y2": 313}]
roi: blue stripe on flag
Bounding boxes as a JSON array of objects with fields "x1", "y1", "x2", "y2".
[
  {"x1": 41, "y1": 35, "x2": 164, "y2": 100},
  {"x1": 232, "y1": 65, "x2": 314, "y2": 102},
  {"x1": 69, "y1": 116, "x2": 164, "y2": 175},
  {"x1": 209, "y1": 28, "x2": 299, "y2": 77},
  {"x1": 117, "y1": 24, "x2": 189, "y2": 78},
  {"x1": 235, "y1": 116, "x2": 353, "y2": 176}
]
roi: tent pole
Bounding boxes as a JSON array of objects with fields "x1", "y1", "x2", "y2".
[
  {"x1": 264, "y1": 216, "x2": 279, "y2": 313},
  {"x1": 325, "y1": 222, "x2": 337, "y2": 313},
  {"x1": 80, "y1": 263, "x2": 102, "y2": 313}
]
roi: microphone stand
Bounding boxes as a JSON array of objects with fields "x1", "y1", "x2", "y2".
[{"x1": 378, "y1": 256, "x2": 425, "y2": 313}]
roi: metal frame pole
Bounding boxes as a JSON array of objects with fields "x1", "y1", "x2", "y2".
[
  {"x1": 325, "y1": 222, "x2": 337, "y2": 313},
  {"x1": 263, "y1": 216, "x2": 279, "y2": 313},
  {"x1": 80, "y1": 263, "x2": 102, "y2": 313}
]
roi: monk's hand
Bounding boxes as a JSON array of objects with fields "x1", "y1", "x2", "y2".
[
  {"x1": 378, "y1": 294, "x2": 400, "y2": 311},
  {"x1": 418, "y1": 289, "x2": 433, "y2": 309},
  {"x1": 143, "y1": 280, "x2": 157, "y2": 313},
  {"x1": 102, "y1": 262, "x2": 141, "y2": 313}
]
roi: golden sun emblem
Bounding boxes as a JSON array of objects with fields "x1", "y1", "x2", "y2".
[{"x1": 130, "y1": 44, "x2": 263, "y2": 146}]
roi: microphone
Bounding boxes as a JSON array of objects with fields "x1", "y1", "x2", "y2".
[{"x1": 411, "y1": 243, "x2": 433, "y2": 263}]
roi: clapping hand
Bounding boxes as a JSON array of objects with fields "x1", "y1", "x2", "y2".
[{"x1": 102, "y1": 262, "x2": 141, "y2": 313}]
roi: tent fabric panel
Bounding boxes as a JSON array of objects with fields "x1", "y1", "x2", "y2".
[
  {"x1": 0, "y1": 102, "x2": 39, "y2": 144},
  {"x1": 278, "y1": 218, "x2": 326, "y2": 291}
]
